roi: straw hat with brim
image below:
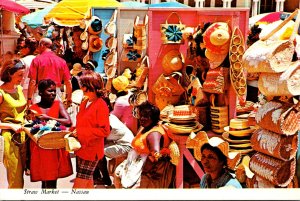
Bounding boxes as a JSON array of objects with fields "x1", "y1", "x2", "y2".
[
  {"x1": 165, "y1": 122, "x2": 203, "y2": 135},
  {"x1": 230, "y1": 148, "x2": 253, "y2": 155},
  {"x1": 203, "y1": 22, "x2": 231, "y2": 51},
  {"x1": 88, "y1": 35, "x2": 103, "y2": 53},
  {"x1": 194, "y1": 131, "x2": 241, "y2": 170},
  {"x1": 168, "y1": 105, "x2": 196, "y2": 119},
  {"x1": 37, "y1": 131, "x2": 70, "y2": 149},
  {"x1": 162, "y1": 50, "x2": 184, "y2": 74},
  {"x1": 222, "y1": 132, "x2": 251, "y2": 144},
  {"x1": 112, "y1": 75, "x2": 129, "y2": 92},
  {"x1": 229, "y1": 143, "x2": 252, "y2": 149},
  {"x1": 70, "y1": 63, "x2": 83, "y2": 76},
  {"x1": 88, "y1": 16, "x2": 102, "y2": 35},
  {"x1": 224, "y1": 126, "x2": 256, "y2": 137},
  {"x1": 224, "y1": 118, "x2": 256, "y2": 137}
]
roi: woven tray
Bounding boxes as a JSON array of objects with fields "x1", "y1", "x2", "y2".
[
  {"x1": 255, "y1": 101, "x2": 300, "y2": 135},
  {"x1": 249, "y1": 152, "x2": 296, "y2": 187},
  {"x1": 251, "y1": 128, "x2": 298, "y2": 161}
]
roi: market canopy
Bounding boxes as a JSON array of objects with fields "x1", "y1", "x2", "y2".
[
  {"x1": 121, "y1": 1, "x2": 148, "y2": 8},
  {"x1": 21, "y1": 4, "x2": 56, "y2": 28},
  {"x1": 148, "y1": 2, "x2": 189, "y2": 8},
  {"x1": 0, "y1": 0, "x2": 30, "y2": 14},
  {"x1": 44, "y1": 0, "x2": 122, "y2": 27}
]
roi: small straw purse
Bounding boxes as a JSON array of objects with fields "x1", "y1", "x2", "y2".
[{"x1": 133, "y1": 15, "x2": 148, "y2": 50}]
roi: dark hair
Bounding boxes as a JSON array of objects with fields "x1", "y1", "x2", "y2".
[
  {"x1": 136, "y1": 101, "x2": 160, "y2": 125},
  {"x1": 38, "y1": 79, "x2": 56, "y2": 93},
  {"x1": 79, "y1": 71, "x2": 105, "y2": 98},
  {"x1": 0, "y1": 60, "x2": 25, "y2": 83},
  {"x1": 24, "y1": 38, "x2": 38, "y2": 54},
  {"x1": 201, "y1": 143, "x2": 227, "y2": 166},
  {"x1": 85, "y1": 59, "x2": 98, "y2": 71}
]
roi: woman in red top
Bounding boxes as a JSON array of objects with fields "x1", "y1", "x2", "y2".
[
  {"x1": 71, "y1": 71, "x2": 110, "y2": 188},
  {"x1": 29, "y1": 79, "x2": 73, "y2": 188}
]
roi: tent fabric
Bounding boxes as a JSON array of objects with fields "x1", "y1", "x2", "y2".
[
  {"x1": 21, "y1": 4, "x2": 56, "y2": 28},
  {"x1": 121, "y1": 1, "x2": 148, "y2": 7},
  {"x1": 148, "y1": 2, "x2": 189, "y2": 8},
  {"x1": 44, "y1": 0, "x2": 122, "y2": 27},
  {"x1": 0, "y1": 0, "x2": 30, "y2": 14}
]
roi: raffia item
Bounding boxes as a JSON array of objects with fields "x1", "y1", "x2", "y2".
[
  {"x1": 209, "y1": 95, "x2": 228, "y2": 134},
  {"x1": 186, "y1": 77, "x2": 208, "y2": 106},
  {"x1": 123, "y1": 33, "x2": 133, "y2": 49},
  {"x1": 229, "y1": 27, "x2": 247, "y2": 102},
  {"x1": 133, "y1": 14, "x2": 148, "y2": 50},
  {"x1": 192, "y1": 106, "x2": 210, "y2": 130},
  {"x1": 249, "y1": 152, "x2": 296, "y2": 187},
  {"x1": 235, "y1": 155, "x2": 254, "y2": 184},
  {"x1": 134, "y1": 56, "x2": 149, "y2": 89},
  {"x1": 250, "y1": 128, "x2": 298, "y2": 161},
  {"x1": 168, "y1": 141, "x2": 180, "y2": 165},
  {"x1": 255, "y1": 101, "x2": 300, "y2": 135},
  {"x1": 121, "y1": 49, "x2": 142, "y2": 62},
  {"x1": 64, "y1": 133, "x2": 81, "y2": 152},
  {"x1": 242, "y1": 9, "x2": 299, "y2": 73},
  {"x1": 162, "y1": 50, "x2": 184, "y2": 75},
  {"x1": 202, "y1": 67, "x2": 229, "y2": 94},
  {"x1": 258, "y1": 60, "x2": 300, "y2": 97},
  {"x1": 37, "y1": 131, "x2": 70, "y2": 149},
  {"x1": 152, "y1": 73, "x2": 185, "y2": 110},
  {"x1": 246, "y1": 175, "x2": 276, "y2": 188},
  {"x1": 160, "y1": 12, "x2": 185, "y2": 44},
  {"x1": 104, "y1": 10, "x2": 117, "y2": 36}
]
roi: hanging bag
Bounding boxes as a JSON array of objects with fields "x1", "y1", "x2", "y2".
[
  {"x1": 243, "y1": 9, "x2": 300, "y2": 73},
  {"x1": 134, "y1": 55, "x2": 150, "y2": 88},
  {"x1": 160, "y1": 12, "x2": 185, "y2": 44},
  {"x1": 202, "y1": 67, "x2": 229, "y2": 94},
  {"x1": 133, "y1": 15, "x2": 148, "y2": 50}
]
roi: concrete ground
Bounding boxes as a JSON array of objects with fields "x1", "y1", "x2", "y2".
[{"x1": 0, "y1": 153, "x2": 113, "y2": 189}]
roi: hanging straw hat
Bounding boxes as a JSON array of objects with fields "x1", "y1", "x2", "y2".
[
  {"x1": 88, "y1": 16, "x2": 102, "y2": 35},
  {"x1": 194, "y1": 131, "x2": 241, "y2": 170},
  {"x1": 162, "y1": 50, "x2": 184, "y2": 74},
  {"x1": 112, "y1": 75, "x2": 129, "y2": 92},
  {"x1": 88, "y1": 35, "x2": 103, "y2": 52},
  {"x1": 70, "y1": 63, "x2": 83, "y2": 76},
  {"x1": 203, "y1": 22, "x2": 231, "y2": 69}
]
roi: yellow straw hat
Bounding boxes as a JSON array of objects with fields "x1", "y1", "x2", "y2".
[{"x1": 112, "y1": 75, "x2": 129, "y2": 92}]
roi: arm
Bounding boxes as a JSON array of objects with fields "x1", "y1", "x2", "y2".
[
  {"x1": 146, "y1": 131, "x2": 162, "y2": 162},
  {"x1": 64, "y1": 79, "x2": 72, "y2": 102},
  {"x1": 27, "y1": 79, "x2": 36, "y2": 105}
]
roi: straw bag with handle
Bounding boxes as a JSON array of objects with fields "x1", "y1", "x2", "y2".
[
  {"x1": 251, "y1": 128, "x2": 298, "y2": 161},
  {"x1": 243, "y1": 9, "x2": 300, "y2": 73},
  {"x1": 255, "y1": 101, "x2": 300, "y2": 135},
  {"x1": 160, "y1": 12, "x2": 185, "y2": 44},
  {"x1": 133, "y1": 15, "x2": 148, "y2": 50},
  {"x1": 258, "y1": 60, "x2": 300, "y2": 97},
  {"x1": 249, "y1": 152, "x2": 296, "y2": 187}
]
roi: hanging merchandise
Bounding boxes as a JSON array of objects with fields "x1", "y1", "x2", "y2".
[
  {"x1": 255, "y1": 101, "x2": 300, "y2": 135},
  {"x1": 152, "y1": 73, "x2": 185, "y2": 110},
  {"x1": 123, "y1": 33, "x2": 134, "y2": 49},
  {"x1": 258, "y1": 60, "x2": 300, "y2": 97},
  {"x1": 162, "y1": 50, "x2": 184, "y2": 75},
  {"x1": 160, "y1": 12, "x2": 186, "y2": 44},
  {"x1": 121, "y1": 49, "x2": 142, "y2": 62},
  {"x1": 186, "y1": 77, "x2": 208, "y2": 106},
  {"x1": 133, "y1": 56, "x2": 150, "y2": 89},
  {"x1": 104, "y1": 10, "x2": 117, "y2": 36},
  {"x1": 202, "y1": 67, "x2": 229, "y2": 94},
  {"x1": 203, "y1": 22, "x2": 231, "y2": 69},
  {"x1": 132, "y1": 14, "x2": 148, "y2": 50},
  {"x1": 229, "y1": 27, "x2": 247, "y2": 104},
  {"x1": 243, "y1": 9, "x2": 300, "y2": 73},
  {"x1": 88, "y1": 35, "x2": 103, "y2": 53},
  {"x1": 104, "y1": 49, "x2": 117, "y2": 79},
  {"x1": 209, "y1": 94, "x2": 228, "y2": 134},
  {"x1": 88, "y1": 16, "x2": 103, "y2": 35}
]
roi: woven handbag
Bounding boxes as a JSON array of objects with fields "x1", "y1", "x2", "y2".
[
  {"x1": 255, "y1": 101, "x2": 300, "y2": 135},
  {"x1": 209, "y1": 94, "x2": 228, "y2": 134},
  {"x1": 133, "y1": 15, "x2": 148, "y2": 50},
  {"x1": 251, "y1": 128, "x2": 298, "y2": 161},
  {"x1": 258, "y1": 61, "x2": 300, "y2": 97},
  {"x1": 249, "y1": 152, "x2": 296, "y2": 187},
  {"x1": 243, "y1": 9, "x2": 300, "y2": 73},
  {"x1": 134, "y1": 56, "x2": 150, "y2": 89},
  {"x1": 202, "y1": 67, "x2": 229, "y2": 94},
  {"x1": 160, "y1": 12, "x2": 185, "y2": 44}
]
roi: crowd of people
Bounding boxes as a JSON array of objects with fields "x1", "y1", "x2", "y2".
[{"x1": 0, "y1": 35, "x2": 244, "y2": 190}]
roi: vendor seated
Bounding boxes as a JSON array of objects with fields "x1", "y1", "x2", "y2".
[{"x1": 198, "y1": 133, "x2": 242, "y2": 188}]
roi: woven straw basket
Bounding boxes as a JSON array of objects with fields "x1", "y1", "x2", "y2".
[
  {"x1": 37, "y1": 131, "x2": 70, "y2": 149},
  {"x1": 243, "y1": 10, "x2": 300, "y2": 73},
  {"x1": 258, "y1": 61, "x2": 300, "y2": 97},
  {"x1": 255, "y1": 101, "x2": 300, "y2": 135},
  {"x1": 251, "y1": 128, "x2": 298, "y2": 161},
  {"x1": 249, "y1": 152, "x2": 296, "y2": 187}
]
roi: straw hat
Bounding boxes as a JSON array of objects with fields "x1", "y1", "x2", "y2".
[
  {"x1": 224, "y1": 119, "x2": 256, "y2": 137},
  {"x1": 222, "y1": 132, "x2": 251, "y2": 144},
  {"x1": 162, "y1": 50, "x2": 184, "y2": 74},
  {"x1": 70, "y1": 63, "x2": 83, "y2": 76},
  {"x1": 203, "y1": 22, "x2": 231, "y2": 68},
  {"x1": 88, "y1": 16, "x2": 102, "y2": 35},
  {"x1": 168, "y1": 141, "x2": 180, "y2": 166},
  {"x1": 194, "y1": 131, "x2": 241, "y2": 170},
  {"x1": 88, "y1": 35, "x2": 103, "y2": 52},
  {"x1": 112, "y1": 75, "x2": 129, "y2": 92},
  {"x1": 168, "y1": 105, "x2": 196, "y2": 120}
]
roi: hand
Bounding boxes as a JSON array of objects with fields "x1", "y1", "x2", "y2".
[
  {"x1": 11, "y1": 124, "x2": 24, "y2": 133},
  {"x1": 63, "y1": 99, "x2": 72, "y2": 108},
  {"x1": 69, "y1": 130, "x2": 77, "y2": 138}
]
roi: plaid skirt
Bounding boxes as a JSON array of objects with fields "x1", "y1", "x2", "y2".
[{"x1": 76, "y1": 156, "x2": 98, "y2": 180}]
